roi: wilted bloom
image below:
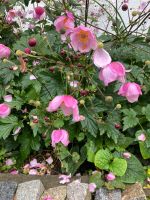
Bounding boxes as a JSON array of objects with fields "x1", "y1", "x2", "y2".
[
  {"x1": 51, "y1": 129, "x2": 70, "y2": 147},
  {"x1": 118, "y1": 82, "x2": 142, "y2": 103},
  {"x1": 123, "y1": 152, "x2": 131, "y2": 159},
  {"x1": 106, "y1": 172, "x2": 116, "y2": 181},
  {"x1": 138, "y1": 133, "x2": 146, "y2": 142},
  {"x1": 3, "y1": 95, "x2": 12, "y2": 102},
  {"x1": 46, "y1": 156, "x2": 53, "y2": 165},
  {"x1": 6, "y1": 9, "x2": 16, "y2": 24},
  {"x1": 30, "y1": 159, "x2": 42, "y2": 168},
  {"x1": 99, "y1": 62, "x2": 126, "y2": 86},
  {"x1": 47, "y1": 95, "x2": 83, "y2": 122},
  {"x1": 33, "y1": 6, "x2": 46, "y2": 20},
  {"x1": 54, "y1": 11, "x2": 74, "y2": 33},
  {"x1": 59, "y1": 174, "x2": 71, "y2": 184},
  {"x1": 0, "y1": 103, "x2": 11, "y2": 118},
  {"x1": 5, "y1": 159, "x2": 14, "y2": 166},
  {"x1": 10, "y1": 170, "x2": 18, "y2": 175},
  {"x1": 93, "y1": 48, "x2": 111, "y2": 68},
  {"x1": 0, "y1": 44, "x2": 11, "y2": 59},
  {"x1": 29, "y1": 169, "x2": 38, "y2": 175},
  {"x1": 70, "y1": 25, "x2": 97, "y2": 53},
  {"x1": 88, "y1": 183, "x2": 97, "y2": 193}
]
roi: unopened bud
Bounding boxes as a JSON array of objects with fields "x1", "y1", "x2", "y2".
[
  {"x1": 132, "y1": 11, "x2": 138, "y2": 17},
  {"x1": 145, "y1": 60, "x2": 150, "y2": 65},
  {"x1": 105, "y1": 96, "x2": 113, "y2": 102},
  {"x1": 98, "y1": 41, "x2": 104, "y2": 49},
  {"x1": 16, "y1": 50, "x2": 24, "y2": 56},
  {"x1": 3, "y1": 59, "x2": 8, "y2": 63},
  {"x1": 80, "y1": 100, "x2": 85, "y2": 105},
  {"x1": 116, "y1": 104, "x2": 122, "y2": 109},
  {"x1": 35, "y1": 101, "x2": 41, "y2": 107}
]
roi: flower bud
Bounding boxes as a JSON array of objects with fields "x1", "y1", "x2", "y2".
[
  {"x1": 80, "y1": 100, "x2": 85, "y2": 105},
  {"x1": 105, "y1": 96, "x2": 113, "y2": 102},
  {"x1": 3, "y1": 59, "x2": 8, "y2": 63},
  {"x1": 145, "y1": 60, "x2": 150, "y2": 65},
  {"x1": 16, "y1": 50, "x2": 24, "y2": 56},
  {"x1": 35, "y1": 101, "x2": 41, "y2": 107},
  {"x1": 123, "y1": 152, "x2": 131, "y2": 159},
  {"x1": 132, "y1": 11, "x2": 138, "y2": 17},
  {"x1": 116, "y1": 104, "x2": 122, "y2": 109},
  {"x1": 106, "y1": 172, "x2": 116, "y2": 181},
  {"x1": 138, "y1": 133, "x2": 146, "y2": 142},
  {"x1": 98, "y1": 41, "x2": 104, "y2": 48}
]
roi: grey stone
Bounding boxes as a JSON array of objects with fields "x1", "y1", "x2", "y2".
[
  {"x1": 67, "y1": 180, "x2": 91, "y2": 200},
  {"x1": 122, "y1": 183, "x2": 147, "y2": 200},
  {"x1": 95, "y1": 188, "x2": 121, "y2": 200},
  {"x1": 0, "y1": 181, "x2": 17, "y2": 200},
  {"x1": 16, "y1": 180, "x2": 45, "y2": 200},
  {"x1": 0, "y1": 174, "x2": 88, "y2": 190},
  {"x1": 40, "y1": 186, "x2": 66, "y2": 200}
]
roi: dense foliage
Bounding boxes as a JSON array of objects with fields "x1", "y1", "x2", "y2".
[{"x1": 0, "y1": 0, "x2": 150, "y2": 189}]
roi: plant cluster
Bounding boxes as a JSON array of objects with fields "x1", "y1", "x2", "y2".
[{"x1": 0, "y1": 0, "x2": 150, "y2": 190}]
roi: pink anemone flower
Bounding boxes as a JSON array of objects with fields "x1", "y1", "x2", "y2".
[
  {"x1": 0, "y1": 103, "x2": 11, "y2": 118},
  {"x1": 46, "y1": 95, "x2": 83, "y2": 122},
  {"x1": 118, "y1": 82, "x2": 142, "y2": 103},
  {"x1": 99, "y1": 62, "x2": 126, "y2": 86},
  {"x1": 70, "y1": 25, "x2": 97, "y2": 53},
  {"x1": 51, "y1": 129, "x2": 70, "y2": 147}
]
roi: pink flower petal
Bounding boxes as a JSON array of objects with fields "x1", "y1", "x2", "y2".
[{"x1": 93, "y1": 48, "x2": 111, "y2": 68}]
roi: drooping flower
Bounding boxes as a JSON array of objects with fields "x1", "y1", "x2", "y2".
[
  {"x1": 88, "y1": 183, "x2": 97, "y2": 193},
  {"x1": 106, "y1": 172, "x2": 116, "y2": 181},
  {"x1": 123, "y1": 152, "x2": 131, "y2": 159},
  {"x1": 93, "y1": 48, "x2": 111, "y2": 68},
  {"x1": 54, "y1": 11, "x2": 74, "y2": 33},
  {"x1": 5, "y1": 158, "x2": 14, "y2": 166},
  {"x1": 118, "y1": 82, "x2": 142, "y2": 103},
  {"x1": 99, "y1": 62, "x2": 126, "y2": 86},
  {"x1": 33, "y1": 6, "x2": 46, "y2": 20},
  {"x1": 0, "y1": 103, "x2": 11, "y2": 118},
  {"x1": 59, "y1": 174, "x2": 71, "y2": 184},
  {"x1": 51, "y1": 129, "x2": 70, "y2": 147},
  {"x1": 70, "y1": 25, "x2": 97, "y2": 53},
  {"x1": 0, "y1": 44, "x2": 11, "y2": 59},
  {"x1": 138, "y1": 133, "x2": 146, "y2": 142},
  {"x1": 47, "y1": 95, "x2": 83, "y2": 122},
  {"x1": 3, "y1": 95, "x2": 12, "y2": 102}
]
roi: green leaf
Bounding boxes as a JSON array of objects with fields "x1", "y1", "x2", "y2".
[
  {"x1": 122, "y1": 109, "x2": 139, "y2": 130},
  {"x1": 105, "y1": 177, "x2": 125, "y2": 190},
  {"x1": 53, "y1": 119, "x2": 64, "y2": 128},
  {"x1": 121, "y1": 155, "x2": 146, "y2": 183},
  {"x1": 0, "y1": 124, "x2": 14, "y2": 139},
  {"x1": 87, "y1": 141, "x2": 97, "y2": 163},
  {"x1": 81, "y1": 111, "x2": 98, "y2": 137},
  {"x1": 110, "y1": 158, "x2": 127, "y2": 176},
  {"x1": 0, "y1": 115, "x2": 18, "y2": 124},
  {"x1": 99, "y1": 121, "x2": 120, "y2": 143},
  {"x1": 89, "y1": 172, "x2": 104, "y2": 188},
  {"x1": 142, "y1": 105, "x2": 150, "y2": 121},
  {"x1": 139, "y1": 142, "x2": 150, "y2": 159},
  {"x1": 94, "y1": 149, "x2": 113, "y2": 170}
]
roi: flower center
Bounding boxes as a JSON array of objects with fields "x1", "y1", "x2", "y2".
[{"x1": 78, "y1": 30, "x2": 89, "y2": 43}]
